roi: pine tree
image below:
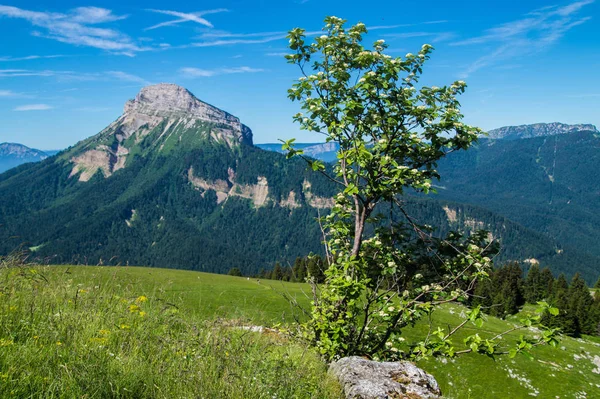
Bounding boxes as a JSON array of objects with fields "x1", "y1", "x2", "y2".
[
  {"x1": 568, "y1": 273, "x2": 595, "y2": 336},
  {"x1": 307, "y1": 255, "x2": 325, "y2": 283},
  {"x1": 546, "y1": 274, "x2": 577, "y2": 335},
  {"x1": 292, "y1": 257, "x2": 307, "y2": 282},
  {"x1": 539, "y1": 268, "x2": 555, "y2": 300},
  {"x1": 524, "y1": 263, "x2": 541, "y2": 303},
  {"x1": 472, "y1": 278, "x2": 493, "y2": 310},
  {"x1": 483, "y1": 263, "x2": 524, "y2": 319},
  {"x1": 271, "y1": 262, "x2": 284, "y2": 281},
  {"x1": 594, "y1": 277, "x2": 600, "y2": 290}
]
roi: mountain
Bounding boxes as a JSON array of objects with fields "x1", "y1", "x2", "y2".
[
  {"x1": 0, "y1": 85, "x2": 596, "y2": 281},
  {"x1": 434, "y1": 130, "x2": 600, "y2": 281},
  {"x1": 487, "y1": 122, "x2": 598, "y2": 140},
  {"x1": 256, "y1": 142, "x2": 340, "y2": 162},
  {"x1": 0, "y1": 84, "x2": 336, "y2": 274},
  {"x1": 0, "y1": 143, "x2": 49, "y2": 173}
]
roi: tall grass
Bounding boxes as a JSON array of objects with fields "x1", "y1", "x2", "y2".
[{"x1": 0, "y1": 258, "x2": 341, "y2": 398}]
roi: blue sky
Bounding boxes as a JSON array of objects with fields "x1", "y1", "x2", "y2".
[{"x1": 0, "y1": 0, "x2": 598, "y2": 150}]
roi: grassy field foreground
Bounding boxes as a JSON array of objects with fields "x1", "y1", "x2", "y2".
[
  {"x1": 0, "y1": 265, "x2": 341, "y2": 399},
  {"x1": 2, "y1": 265, "x2": 600, "y2": 399}
]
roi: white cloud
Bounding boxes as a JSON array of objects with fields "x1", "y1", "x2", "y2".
[
  {"x1": 196, "y1": 30, "x2": 287, "y2": 39},
  {"x1": 369, "y1": 21, "x2": 448, "y2": 31},
  {"x1": 180, "y1": 66, "x2": 264, "y2": 78},
  {"x1": 191, "y1": 36, "x2": 286, "y2": 48},
  {"x1": 186, "y1": 23, "x2": 442, "y2": 49},
  {"x1": 75, "y1": 106, "x2": 113, "y2": 112},
  {"x1": 0, "y1": 5, "x2": 146, "y2": 54},
  {"x1": 145, "y1": 9, "x2": 228, "y2": 31},
  {"x1": 70, "y1": 7, "x2": 127, "y2": 24},
  {"x1": 106, "y1": 71, "x2": 151, "y2": 85},
  {"x1": 0, "y1": 89, "x2": 16, "y2": 96},
  {"x1": 265, "y1": 52, "x2": 289, "y2": 57},
  {"x1": 14, "y1": 104, "x2": 53, "y2": 111},
  {"x1": 0, "y1": 69, "x2": 59, "y2": 77},
  {"x1": 453, "y1": 0, "x2": 594, "y2": 77},
  {"x1": 0, "y1": 69, "x2": 150, "y2": 85},
  {"x1": 0, "y1": 55, "x2": 65, "y2": 62},
  {"x1": 382, "y1": 31, "x2": 456, "y2": 43}
]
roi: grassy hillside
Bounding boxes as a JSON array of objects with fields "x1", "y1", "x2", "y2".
[
  {"x1": 0, "y1": 264, "x2": 341, "y2": 399},
  {"x1": 2, "y1": 265, "x2": 598, "y2": 398}
]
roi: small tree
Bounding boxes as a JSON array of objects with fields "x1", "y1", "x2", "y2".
[
  {"x1": 524, "y1": 263, "x2": 541, "y2": 303},
  {"x1": 271, "y1": 262, "x2": 284, "y2": 281},
  {"x1": 228, "y1": 267, "x2": 242, "y2": 277},
  {"x1": 285, "y1": 16, "x2": 559, "y2": 361}
]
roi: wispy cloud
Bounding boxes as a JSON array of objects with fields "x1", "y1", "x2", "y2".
[
  {"x1": 453, "y1": 0, "x2": 594, "y2": 77},
  {"x1": 0, "y1": 5, "x2": 147, "y2": 55},
  {"x1": 0, "y1": 69, "x2": 59, "y2": 78},
  {"x1": 0, "y1": 54, "x2": 65, "y2": 62},
  {"x1": 381, "y1": 31, "x2": 456, "y2": 44},
  {"x1": 265, "y1": 52, "x2": 289, "y2": 57},
  {"x1": 75, "y1": 106, "x2": 113, "y2": 112},
  {"x1": 180, "y1": 66, "x2": 264, "y2": 78},
  {"x1": 196, "y1": 30, "x2": 287, "y2": 39},
  {"x1": 0, "y1": 69, "x2": 150, "y2": 84},
  {"x1": 187, "y1": 23, "x2": 442, "y2": 49},
  {"x1": 14, "y1": 103, "x2": 53, "y2": 111},
  {"x1": 369, "y1": 21, "x2": 448, "y2": 31},
  {"x1": 191, "y1": 37, "x2": 286, "y2": 47},
  {"x1": 0, "y1": 89, "x2": 17, "y2": 96},
  {"x1": 145, "y1": 9, "x2": 228, "y2": 31},
  {"x1": 106, "y1": 71, "x2": 151, "y2": 85}
]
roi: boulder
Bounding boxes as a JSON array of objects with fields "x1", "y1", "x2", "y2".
[{"x1": 329, "y1": 356, "x2": 442, "y2": 399}]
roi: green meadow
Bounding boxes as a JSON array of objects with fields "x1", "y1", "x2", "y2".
[{"x1": 1, "y1": 264, "x2": 599, "y2": 398}]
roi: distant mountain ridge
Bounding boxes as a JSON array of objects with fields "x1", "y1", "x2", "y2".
[
  {"x1": 487, "y1": 122, "x2": 598, "y2": 140},
  {"x1": 0, "y1": 143, "x2": 49, "y2": 173},
  {"x1": 256, "y1": 142, "x2": 339, "y2": 162}
]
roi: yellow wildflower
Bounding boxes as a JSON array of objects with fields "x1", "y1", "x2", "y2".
[
  {"x1": 139, "y1": 311, "x2": 147, "y2": 318},
  {"x1": 119, "y1": 324, "x2": 131, "y2": 330},
  {"x1": 0, "y1": 338, "x2": 14, "y2": 347},
  {"x1": 128, "y1": 304, "x2": 140, "y2": 313},
  {"x1": 56, "y1": 341, "x2": 62, "y2": 346},
  {"x1": 99, "y1": 329, "x2": 110, "y2": 336},
  {"x1": 136, "y1": 295, "x2": 148, "y2": 303}
]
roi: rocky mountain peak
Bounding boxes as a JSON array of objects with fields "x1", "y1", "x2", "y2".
[
  {"x1": 124, "y1": 83, "x2": 198, "y2": 115},
  {"x1": 487, "y1": 122, "x2": 598, "y2": 140},
  {"x1": 68, "y1": 83, "x2": 253, "y2": 182},
  {"x1": 122, "y1": 83, "x2": 252, "y2": 145}
]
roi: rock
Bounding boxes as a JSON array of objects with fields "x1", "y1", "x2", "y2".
[
  {"x1": 329, "y1": 356, "x2": 442, "y2": 399},
  {"x1": 123, "y1": 83, "x2": 253, "y2": 145}
]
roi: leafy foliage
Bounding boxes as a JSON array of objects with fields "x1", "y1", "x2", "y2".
[{"x1": 284, "y1": 16, "x2": 559, "y2": 362}]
